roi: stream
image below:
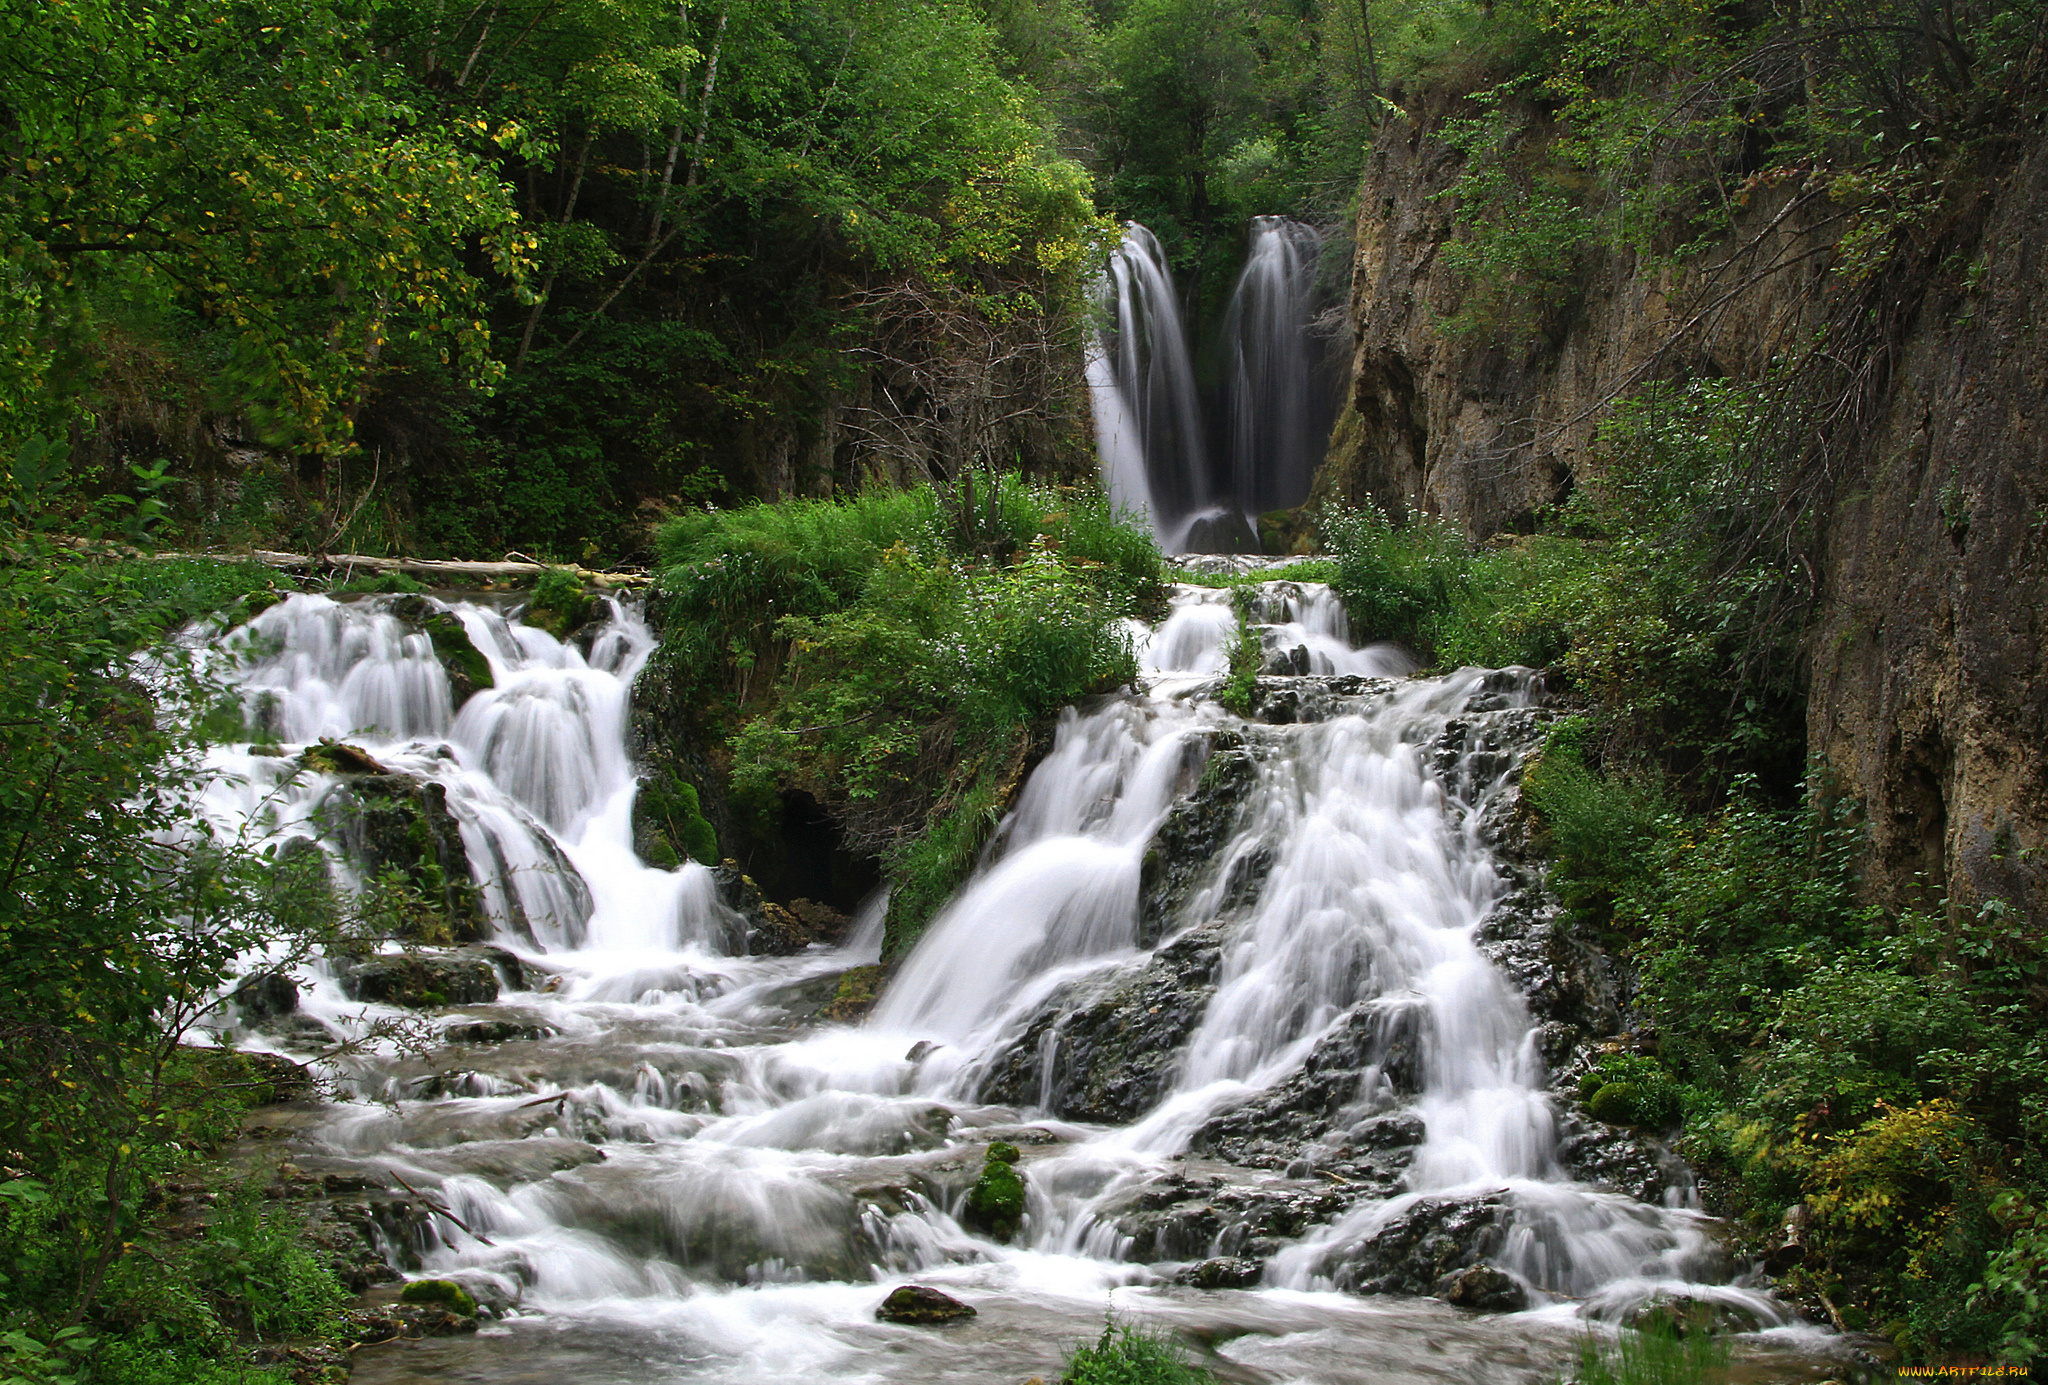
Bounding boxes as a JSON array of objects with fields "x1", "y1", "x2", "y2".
[{"x1": 194, "y1": 574, "x2": 1871, "y2": 1384}]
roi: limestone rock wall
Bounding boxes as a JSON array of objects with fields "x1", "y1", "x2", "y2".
[
  {"x1": 1318, "y1": 98, "x2": 1828, "y2": 534},
  {"x1": 1806, "y1": 137, "x2": 2048, "y2": 921},
  {"x1": 1320, "y1": 100, "x2": 2048, "y2": 919}
]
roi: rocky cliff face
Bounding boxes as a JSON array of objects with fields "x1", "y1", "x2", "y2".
[
  {"x1": 1318, "y1": 96, "x2": 1829, "y2": 535},
  {"x1": 1806, "y1": 136, "x2": 2048, "y2": 923},
  {"x1": 1320, "y1": 101, "x2": 2048, "y2": 919}
]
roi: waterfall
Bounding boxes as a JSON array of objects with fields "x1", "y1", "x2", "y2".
[
  {"x1": 1089, "y1": 219, "x2": 1336, "y2": 552},
  {"x1": 1088, "y1": 224, "x2": 1209, "y2": 547},
  {"x1": 187, "y1": 583, "x2": 1836, "y2": 1385},
  {"x1": 1222, "y1": 216, "x2": 1333, "y2": 520}
]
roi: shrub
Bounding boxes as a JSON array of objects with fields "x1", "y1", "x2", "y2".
[{"x1": 1061, "y1": 1322, "x2": 1217, "y2": 1385}]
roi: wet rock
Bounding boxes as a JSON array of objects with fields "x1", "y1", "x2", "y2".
[
  {"x1": 1181, "y1": 510, "x2": 1263, "y2": 555},
  {"x1": 1554, "y1": 1119, "x2": 1687, "y2": 1204},
  {"x1": 346, "y1": 1302, "x2": 480, "y2": 1341},
  {"x1": 238, "y1": 1050, "x2": 318, "y2": 1104},
  {"x1": 1435, "y1": 1262, "x2": 1529, "y2": 1312},
  {"x1": 1111, "y1": 1171, "x2": 1358, "y2": 1264},
  {"x1": 233, "y1": 972, "x2": 301, "y2": 1021},
  {"x1": 1193, "y1": 1002, "x2": 1430, "y2": 1170},
  {"x1": 400, "y1": 1277, "x2": 478, "y2": 1317},
  {"x1": 977, "y1": 923, "x2": 1226, "y2": 1124},
  {"x1": 1138, "y1": 735, "x2": 1255, "y2": 944},
  {"x1": 414, "y1": 1137, "x2": 607, "y2": 1187},
  {"x1": 318, "y1": 769, "x2": 488, "y2": 943},
  {"x1": 1623, "y1": 1293, "x2": 1771, "y2": 1336},
  {"x1": 1475, "y1": 885, "x2": 1621, "y2": 1053},
  {"x1": 822, "y1": 965, "x2": 884, "y2": 1023},
  {"x1": 1321, "y1": 1193, "x2": 1511, "y2": 1297},
  {"x1": 388, "y1": 595, "x2": 495, "y2": 708},
  {"x1": 340, "y1": 950, "x2": 500, "y2": 1008},
  {"x1": 1175, "y1": 1257, "x2": 1265, "y2": 1289},
  {"x1": 442, "y1": 1019, "x2": 554, "y2": 1044},
  {"x1": 962, "y1": 1141, "x2": 1026, "y2": 1241},
  {"x1": 875, "y1": 1284, "x2": 977, "y2": 1324},
  {"x1": 631, "y1": 768, "x2": 718, "y2": 869}
]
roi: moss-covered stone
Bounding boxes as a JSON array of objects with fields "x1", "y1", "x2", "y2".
[
  {"x1": 341, "y1": 951, "x2": 499, "y2": 1008},
  {"x1": 962, "y1": 1143, "x2": 1027, "y2": 1241},
  {"x1": 874, "y1": 1284, "x2": 975, "y2": 1324},
  {"x1": 398, "y1": 1278, "x2": 478, "y2": 1318},
  {"x1": 821, "y1": 965, "x2": 883, "y2": 1023},
  {"x1": 522, "y1": 570, "x2": 595, "y2": 640},
  {"x1": 632, "y1": 769, "x2": 718, "y2": 868},
  {"x1": 316, "y1": 764, "x2": 487, "y2": 943}
]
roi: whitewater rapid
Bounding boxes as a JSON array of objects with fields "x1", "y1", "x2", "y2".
[{"x1": 185, "y1": 578, "x2": 1845, "y2": 1384}]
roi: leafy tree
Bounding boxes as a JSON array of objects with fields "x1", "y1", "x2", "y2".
[{"x1": 0, "y1": 0, "x2": 533, "y2": 456}]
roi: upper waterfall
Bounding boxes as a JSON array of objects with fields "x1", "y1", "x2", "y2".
[{"x1": 1089, "y1": 218, "x2": 1337, "y2": 553}]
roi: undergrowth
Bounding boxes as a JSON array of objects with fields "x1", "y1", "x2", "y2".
[
  {"x1": 1060, "y1": 1322, "x2": 1217, "y2": 1385},
  {"x1": 650, "y1": 473, "x2": 1161, "y2": 955}
]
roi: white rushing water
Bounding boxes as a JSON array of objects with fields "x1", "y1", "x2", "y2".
[
  {"x1": 1223, "y1": 216, "x2": 1335, "y2": 520},
  {"x1": 189, "y1": 583, "x2": 1842, "y2": 1385}
]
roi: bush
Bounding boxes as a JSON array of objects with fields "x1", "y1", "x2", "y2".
[
  {"x1": 655, "y1": 477, "x2": 1158, "y2": 957},
  {"x1": 1061, "y1": 1323, "x2": 1217, "y2": 1385}
]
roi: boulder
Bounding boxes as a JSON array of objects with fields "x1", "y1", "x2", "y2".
[
  {"x1": 316, "y1": 765, "x2": 488, "y2": 944},
  {"x1": 962, "y1": 1142, "x2": 1027, "y2": 1241},
  {"x1": 1435, "y1": 1263, "x2": 1529, "y2": 1312},
  {"x1": 976, "y1": 922, "x2": 1226, "y2": 1124},
  {"x1": 387, "y1": 595, "x2": 495, "y2": 708},
  {"x1": 442, "y1": 1019, "x2": 554, "y2": 1044},
  {"x1": 1319, "y1": 1193, "x2": 1512, "y2": 1297},
  {"x1": 1623, "y1": 1293, "x2": 1771, "y2": 1336},
  {"x1": 875, "y1": 1285, "x2": 976, "y2": 1324},
  {"x1": 233, "y1": 972, "x2": 300, "y2": 1022},
  {"x1": 341, "y1": 951, "x2": 500, "y2": 1008},
  {"x1": 1175, "y1": 1257, "x2": 1265, "y2": 1289}
]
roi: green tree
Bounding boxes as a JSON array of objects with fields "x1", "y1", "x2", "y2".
[{"x1": 0, "y1": 0, "x2": 532, "y2": 457}]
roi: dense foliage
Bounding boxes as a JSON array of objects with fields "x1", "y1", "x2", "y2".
[
  {"x1": 647, "y1": 473, "x2": 1160, "y2": 952},
  {"x1": 1059, "y1": 1321, "x2": 1218, "y2": 1385},
  {"x1": 0, "y1": 472, "x2": 357, "y2": 1381}
]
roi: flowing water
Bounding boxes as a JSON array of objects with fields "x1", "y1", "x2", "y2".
[
  {"x1": 1089, "y1": 218, "x2": 1336, "y2": 550},
  {"x1": 1088, "y1": 223, "x2": 1211, "y2": 548},
  {"x1": 193, "y1": 584, "x2": 1863, "y2": 1385},
  {"x1": 1222, "y1": 217, "x2": 1334, "y2": 521}
]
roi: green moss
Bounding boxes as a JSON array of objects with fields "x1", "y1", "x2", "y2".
[
  {"x1": 524, "y1": 568, "x2": 593, "y2": 639},
  {"x1": 399, "y1": 1278, "x2": 478, "y2": 1317},
  {"x1": 636, "y1": 771, "x2": 718, "y2": 867},
  {"x1": 822, "y1": 964, "x2": 883, "y2": 1022},
  {"x1": 963, "y1": 1144, "x2": 1027, "y2": 1241}
]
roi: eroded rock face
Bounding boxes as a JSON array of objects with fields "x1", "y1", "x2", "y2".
[
  {"x1": 316, "y1": 762, "x2": 488, "y2": 943},
  {"x1": 1318, "y1": 1194, "x2": 1512, "y2": 1297},
  {"x1": 975, "y1": 923, "x2": 1228, "y2": 1124}
]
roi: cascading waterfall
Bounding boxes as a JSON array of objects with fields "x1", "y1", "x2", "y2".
[
  {"x1": 1223, "y1": 216, "x2": 1334, "y2": 520},
  {"x1": 1087, "y1": 224, "x2": 1210, "y2": 547},
  {"x1": 1089, "y1": 218, "x2": 1335, "y2": 551},
  {"x1": 189, "y1": 584, "x2": 1850, "y2": 1385}
]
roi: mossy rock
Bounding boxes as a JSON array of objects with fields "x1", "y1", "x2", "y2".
[
  {"x1": 341, "y1": 951, "x2": 499, "y2": 1008},
  {"x1": 822, "y1": 965, "x2": 884, "y2": 1023},
  {"x1": 523, "y1": 570, "x2": 595, "y2": 640},
  {"x1": 319, "y1": 770, "x2": 488, "y2": 943},
  {"x1": 874, "y1": 1284, "x2": 975, "y2": 1324},
  {"x1": 962, "y1": 1145, "x2": 1027, "y2": 1241},
  {"x1": 1585, "y1": 1080, "x2": 1683, "y2": 1129},
  {"x1": 632, "y1": 769, "x2": 718, "y2": 868},
  {"x1": 399, "y1": 1278, "x2": 478, "y2": 1318}
]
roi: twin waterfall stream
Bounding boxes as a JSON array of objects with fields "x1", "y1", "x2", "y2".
[{"x1": 191, "y1": 579, "x2": 1854, "y2": 1384}]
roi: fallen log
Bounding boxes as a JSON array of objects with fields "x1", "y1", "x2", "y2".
[{"x1": 241, "y1": 549, "x2": 651, "y2": 588}]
